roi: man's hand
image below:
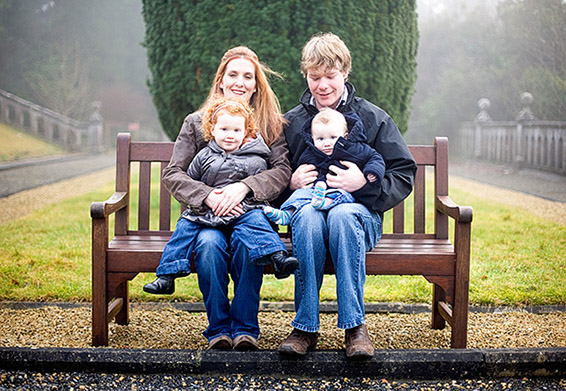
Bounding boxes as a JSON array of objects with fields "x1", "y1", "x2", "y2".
[
  {"x1": 326, "y1": 161, "x2": 367, "y2": 192},
  {"x1": 290, "y1": 164, "x2": 318, "y2": 190},
  {"x1": 204, "y1": 182, "x2": 250, "y2": 216}
]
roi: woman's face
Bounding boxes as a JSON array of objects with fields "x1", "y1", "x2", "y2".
[{"x1": 220, "y1": 58, "x2": 257, "y2": 103}]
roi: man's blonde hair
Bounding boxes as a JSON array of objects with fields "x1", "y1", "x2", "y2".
[
  {"x1": 312, "y1": 108, "x2": 348, "y2": 137},
  {"x1": 301, "y1": 32, "x2": 351, "y2": 76}
]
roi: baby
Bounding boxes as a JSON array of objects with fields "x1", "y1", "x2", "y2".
[{"x1": 264, "y1": 108, "x2": 385, "y2": 225}]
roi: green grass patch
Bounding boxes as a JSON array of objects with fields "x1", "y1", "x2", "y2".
[
  {"x1": 0, "y1": 123, "x2": 63, "y2": 162},
  {"x1": 0, "y1": 166, "x2": 564, "y2": 305}
]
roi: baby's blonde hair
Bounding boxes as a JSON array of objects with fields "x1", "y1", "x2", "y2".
[
  {"x1": 201, "y1": 96, "x2": 258, "y2": 142},
  {"x1": 312, "y1": 107, "x2": 348, "y2": 137}
]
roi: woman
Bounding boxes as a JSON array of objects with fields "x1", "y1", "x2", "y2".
[{"x1": 144, "y1": 47, "x2": 291, "y2": 350}]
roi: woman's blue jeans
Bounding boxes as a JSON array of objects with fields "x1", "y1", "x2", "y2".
[
  {"x1": 289, "y1": 202, "x2": 382, "y2": 332},
  {"x1": 156, "y1": 209, "x2": 286, "y2": 341}
]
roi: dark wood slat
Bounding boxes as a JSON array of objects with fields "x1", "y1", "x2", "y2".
[
  {"x1": 138, "y1": 161, "x2": 151, "y2": 231},
  {"x1": 107, "y1": 247, "x2": 456, "y2": 275},
  {"x1": 130, "y1": 142, "x2": 174, "y2": 161},
  {"x1": 159, "y1": 161, "x2": 171, "y2": 231},
  {"x1": 381, "y1": 233, "x2": 436, "y2": 240},
  {"x1": 107, "y1": 298, "x2": 123, "y2": 323},
  {"x1": 393, "y1": 202, "x2": 405, "y2": 233},
  {"x1": 435, "y1": 137, "x2": 449, "y2": 239},
  {"x1": 408, "y1": 145, "x2": 436, "y2": 164},
  {"x1": 114, "y1": 233, "x2": 173, "y2": 241},
  {"x1": 414, "y1": 165, "x2": 426, "y2": 233},
  {"x1": 114, "y1": 133, "x2": 130, "y2": 236}
]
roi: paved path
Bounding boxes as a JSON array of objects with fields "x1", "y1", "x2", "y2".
[
  {"x1": 0, "y1": 152, "x2": 115, "y2": 198},
  {"x1": 450, "y1": 159, "x2": 565, "y2": 203},
  {"x1": 1, "y1": 152, "x2": 563, "y2": 202}
]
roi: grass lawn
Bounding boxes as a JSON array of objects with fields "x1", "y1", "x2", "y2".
[
  {"x1": 0, "y1": 123, "x2": 63, "y2": 162},
  {"x1": 0, "y1": 165, "x2": 564, "y2": 306}
]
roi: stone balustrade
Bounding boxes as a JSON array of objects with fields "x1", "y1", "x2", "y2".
[
  {"x1": 458, "y1": 93, "x2": 565, "y2": 175},
  {"x1": 0, "y1": 89, "x2": 103, "y2": 152}
]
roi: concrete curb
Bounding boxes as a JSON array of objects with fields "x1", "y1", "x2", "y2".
[{"x1": 0, "y1": 347, "x2": 564, "y2": 379}]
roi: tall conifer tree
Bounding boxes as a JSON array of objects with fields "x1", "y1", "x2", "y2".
[{"x1": 142, "y1": 0, "x2": 418, "y2": 139}]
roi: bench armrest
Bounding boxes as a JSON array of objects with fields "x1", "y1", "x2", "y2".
[
  {"x1": 90, "y1": 191, "x2": 128, "y2": 219},
  {"x1": 436, "y1": 195, "x2": 473, "y2": 224}
]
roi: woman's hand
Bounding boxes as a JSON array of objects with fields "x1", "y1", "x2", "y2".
[
  {"x1": 290, "y1": 164, "x2": 318, "y2": 191},
  {"x1": 326, "y1": 161, "x2": 367, "y2": 193},
  {"x1": 204, "y1": 182, "x2": 250, "y2": 216}
]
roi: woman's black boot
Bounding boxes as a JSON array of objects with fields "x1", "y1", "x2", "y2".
[
  {"x1": 271, "y1": 251, "x2": 299, "y2": 279},
  {"x1": 143, "y1": 275, "x2": 176, "y2": 294}
]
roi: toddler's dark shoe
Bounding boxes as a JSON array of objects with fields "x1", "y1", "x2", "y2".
[
  {"x1": 270, "y1": 251, "x2": 299, "y2": 279},
  {"x1": 143, "y1": 275, "x2": 176, "y2": 294}
]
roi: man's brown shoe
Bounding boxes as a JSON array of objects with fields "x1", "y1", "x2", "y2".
[
  {"x1": 207, "y1": 335, "x2": 233, "y2": 350},
  {"x1": 278, "y1": 328, "x2": 319, "y2": 356},
  {"x1": 345, "y1": 324, "x2": 374, "y2": 359}
]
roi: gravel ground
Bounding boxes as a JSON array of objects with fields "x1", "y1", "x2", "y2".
[
  {"x1": 1, "y1": 306, "x2": 565, "y2": 390},
  {"x1": 1, "y1": 370, "x2": 565, "y2": 390},
  {"x1": 1, "y1": 306, "x2": 565, "y2": 350}
]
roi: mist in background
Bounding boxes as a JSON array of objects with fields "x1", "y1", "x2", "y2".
[
  {"x1": 0, "y1": 0, "x2": 564, "y2": 144},
  {"x1": 0, "y1": 0, "x2": 163, "y2": 141},
  {"x1": 408, "y1": 0, "x2": 566, "y2": 144}
]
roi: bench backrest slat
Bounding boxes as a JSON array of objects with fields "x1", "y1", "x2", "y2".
[
  {"x1": 392, "y1": 202, "x2": 405, "y2": 233},
  {"x1": 115, "y1": 133, "x2": 450, "y2": 239},
  {"x1": 435, "y1": 138, "x2": 449, "y2": 239},
  {"x1": 138, "y1": 161, "x2": 152, "y2": 231},
  {"x1": 413, "y1": 165, "x2": 426, "y2": 234},
  {"x1": 115, "y1": 134, "x2": 131, "y2": 236},
  {"x1": 159, "y1": 161, "x2": 172, "y2": 231}
]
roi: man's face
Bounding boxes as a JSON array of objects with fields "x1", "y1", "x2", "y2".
[{"x1": 306, "y1": 67, "x2": 348, "y2": 109}]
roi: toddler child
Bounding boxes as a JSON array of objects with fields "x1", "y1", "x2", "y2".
[{"x1": 144, "y1": 97, "x2": 298, "y2": 295}]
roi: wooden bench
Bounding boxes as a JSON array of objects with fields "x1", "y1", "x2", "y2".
[{"x1": 91, "y1": 133, "x2": 473, "y2": 348}]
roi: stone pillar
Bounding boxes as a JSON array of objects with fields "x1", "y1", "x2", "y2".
[
  {"x1": 88, "y1": 101, "x2": 104, "y2": 152},
  {"x1": 514, "y1": 92, "x2": 536, "y2": 169},
  {"x1": 516, "y1": 92, "x2": 536, "y2": 121},
  {"x1": 473, "y1": 98, "x2": 491, "y2": 158}
]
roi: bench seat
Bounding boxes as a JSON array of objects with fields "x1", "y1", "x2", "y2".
[{"x1": 106, "y1": 234, "x2": 455, "y2": 276}]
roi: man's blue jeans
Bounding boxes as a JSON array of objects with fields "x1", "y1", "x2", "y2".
[
  {"x1": 155, "y1": 209, "x2": 286, "y2": 341},
  {"x1": 289, "y1": 202, "x2": 382, "y2": 332}
]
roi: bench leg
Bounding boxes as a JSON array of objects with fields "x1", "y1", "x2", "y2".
[
  {"x1": 92, "y1": 278, "x2": 109, "y2": 346},
  {"x1": 91, "y1": 218, "x2": 109, "y2": 346},
  {"x1": 115, "y1": 281, "x2": 129, "y2": 325},
  {"x1": 451, "y1": 303, "x2": 468, "y2": 348},
  {"x1": 451, "y1": 221, "x2": 471, "y2": 348},
  {"x1": 431, "y1": 283, "x2": 446, "y2": 330}
]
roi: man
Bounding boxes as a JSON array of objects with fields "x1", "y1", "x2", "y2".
[{"x1": 279, "y1": 32, "x2": 417, "y2": 359}]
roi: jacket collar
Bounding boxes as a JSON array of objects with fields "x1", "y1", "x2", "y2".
[{"x1": 299, "y1": 81, "x2": 357, "y2": 115}]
